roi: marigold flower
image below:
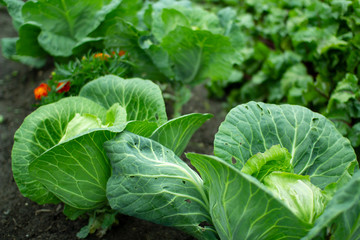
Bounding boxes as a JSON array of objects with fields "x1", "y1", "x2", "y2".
[
  {"x1": 34, "y1": 83, "x2": 50, "y2": 100},
  {"x1": 93, "y1": 53, "x2": 110, "y2": 61},
  {"x1": 56, "y1": 81, "x2": 70, "y2": 93},
  {"x1": 118, "y1": 50, "x2": 126, "y2": 57},
  {"x1": 111, "y1": 50, "x2": 126, "y2": 57}
]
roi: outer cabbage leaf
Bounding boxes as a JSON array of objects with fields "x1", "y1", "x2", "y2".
[
  {"x1": 16, "y1": 23, "x2": 47, "y2": 58},
  {"x1": 302, "y1": 171, "x2": 360, "y2": 240},
  {"x1": 140, "y1": 0, "x2": 191, "y2": 34},
  {"x1": 79, "y1": 75, "x2": 168, "y2": 125},
  {"x1": 150, "y1": 113, "x2": 213, "y2": 156},
  {"x1": 151, "y1": 4, "x2": 222, "y2": 41},
  {"x1": 12, "y1": 97, "x2": 107, "y2": 204},
  {"x1": 1, "y1": 37, "x2": 46, "y2": 68},
  {"x1": 139, "y1": 37, "x2": 174, "y2": 79},
  {"x1": 161, "y1": 26, "x2": 238, "y2": 85},
  {"x1": 29, "y1": 126, "x2": 124, "y2": 210},
  {"x1": 217, "y1": 7, "x2": 249, "y2": 61},
  {"x1": 105, "y1": 131, "x2": 218, "y2": 240},
  {"x1": 3, "y1": 0, "x2": 24, "y2": 30},
  {"x1": 103, "y1": 18, "x2": 167, "y2": 80},
  {"x1": 188, "y1": 153, "x2": 311, "y2": 240},
  {"x1": 214, "y1": 102, "x2": 357, "y2": 189},
  {"x1": 21, "y1": 0, "x2": 122, "y2": 56},
  {"x1": 124, "y1": 121, "x2": 158, "y2": 138},
  {"x1": 98, "y1": 0, "x2": 143, "y2": 27}
]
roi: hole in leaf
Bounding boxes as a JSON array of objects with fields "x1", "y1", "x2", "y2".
[
  {"x1": 232, "y1": 157, "x2": 237, "y2": 164},
  {"x1": 312, "y1": 117, "x2": 319, "y2": 124},
  {"x1": 182, "y1": 181, "x2": 186, "y2": 184},
  {"x1": 199, "y1": 221, "x2": 212, "y2": 228},
  {"x1": 155, "y1": 113, "x2": 159, "y2": 120},
  {"x1": 224, "y1": 142, "x2": 228, "y2": 146},
  {"x1": 244, "y1": 105, "x2": 249, "y2": 110},
  {"x1": 154, "y1": 178, "x2": 158, "y2": 180},
  {"x1": 257, "y1": 104, "x2": 263, "y2": 111},
  {"x1": 185, "y1": 199, "x2": 191, "y2": 203},
  {"x1": 130, "y1": 176, "x2": 135, "y2": 178}
]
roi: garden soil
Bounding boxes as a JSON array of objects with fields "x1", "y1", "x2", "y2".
[{"x1": 0, "y1": 8, "x2": 226, "y2": 240}]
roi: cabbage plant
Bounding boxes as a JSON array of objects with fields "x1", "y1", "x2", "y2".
[
  {"x1": 104, "y1": 102, "x2": 358, "y2": 239},
  {"x1": 11, "y1": 75, "x2": 212, "y2": 237}
]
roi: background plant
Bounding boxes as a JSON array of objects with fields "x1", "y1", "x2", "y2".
[
  {"x1": 196, "y1": 0, "x2": 360, "y2": 152},
  {"x1": 2, "y1": 0, "x2": 246, "y2": 116},
  {"x1": 96, "y1": 0, "x2": 245, "y2": 116},
  {"x1": 34, "y1": 49, "x2": 132, "y2": 106},
  {"x1": 4, "y1": 0, "x2": 360, "y2": 141}
]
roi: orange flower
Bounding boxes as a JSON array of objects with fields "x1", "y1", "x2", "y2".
[
  {"x1": 118, "y1": 50, "x2": 126, "y2": 57},
  {"x1": 93, "y1": 53, "x2": 110, "y2": 60},
  {"x1": 34, "y1": 83, "x2": 50, "y2": 100},
  {"x1": 56, "y1": 81, "x2": 70, "y2": 93},
  {"x1": 111, "y1": 50, "x2": 126, "y2": 57}
]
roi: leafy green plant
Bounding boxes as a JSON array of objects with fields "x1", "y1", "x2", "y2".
[
  {"x1": 98, "y1": 0, "x2": 243, "y2": 116},
  {"x1": 34, "y1": 49, "x2": 132, "y2": 106},
  {"x1": 2, "y1": 0, "x2": 123, "y2": 63},
  {"x1": 203, "y1": 0, "x2": 360, "y2": 150},
  {"x1": 104, "y1": 102, "x2": 358, "y2": 239},
  {"x1": 12, "y1": 75, "x2": 212, "y2": 237},
  {"x1": 3, "y1": 0, "x2": 242, "y2": 116}
]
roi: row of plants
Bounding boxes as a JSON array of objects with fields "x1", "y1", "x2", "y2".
[
  {"x1": 2, "y1": 0, "x2": 360, "y2": 147},
  {"x1": 201, "y1": 0, "x2": 360, "y2": 150},
  {"x1": 2, "y1": 0, "x2": 360, "y2": 239},
  {"x1": 12, "y1": 74, "x2": 360, "y2": 239}
]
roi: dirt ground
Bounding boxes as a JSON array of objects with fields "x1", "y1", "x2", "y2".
[{"x1": 0, "y1": 8, "x2": 225, "y2": 240}]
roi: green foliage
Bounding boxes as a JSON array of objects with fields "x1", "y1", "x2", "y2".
[
  {"x1": 263, "y1": 172, "x2": 329, "y2": 224},
  {"x1": 3, "y1": 0, "x2": 24, "y2": 30},
  {"x1": 214, "y1": 102, "x2": 356, "y2": 189},
  {"x1": 188, "y1": 153, "x2": 312, "y2": 239},
  {"x1": 21, "y1": 0, "x2": 122, "y2": 57},
  {"x1": 302, "y1": 170, "x2": 360, "y2": 240},
  {"x1": 1, "y1": 37, "x2": 46, "y2": 68},
  {"x1": 12, "y1": 75, "x2": 211, "y2": 237},
  {"x1": 1, "y1": 0, "x2": 124, "y2": 66},
  {"x1": 102, "y1": 102, "x2": 358, "y2": 239},
  {"x1": 102, "y1": 0, "x2": 243, "y2": 115},
  {"x1": 105, "y1": 132, "x2": 217, "y2": 239},
  {"x1": 79, "y1": 75, "x2": 168, "y2": 125},
  {"x1": 12, "y1": 97, "x2": 107, "y2": 205},
  {"x1": 150, "y1": 113, "x2": 212, "y2": 156},
  {"x1": 202, "y1": 0, "x2": 360, "y2": 150}
]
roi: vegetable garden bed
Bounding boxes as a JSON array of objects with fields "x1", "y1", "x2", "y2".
[
  {"x1": 1, "y1": 0, "x2": 360, "y2": 239},
  {"x1": 0, "y1": 8, "x2": 223, "y2": 239}
]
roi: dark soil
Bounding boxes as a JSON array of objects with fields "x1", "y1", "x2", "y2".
[{"x1": 0, "y1": 8, "x2": 225, "y2": 240}]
